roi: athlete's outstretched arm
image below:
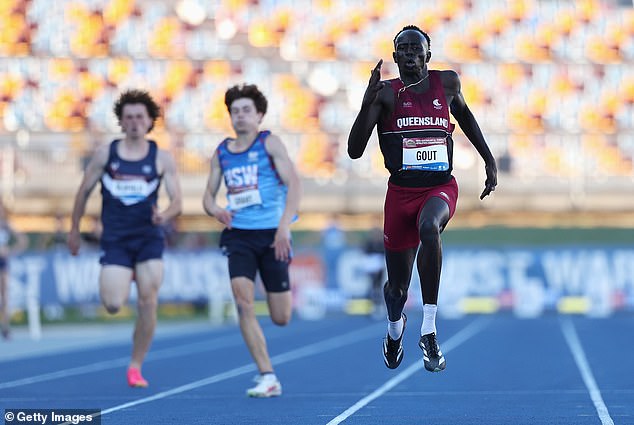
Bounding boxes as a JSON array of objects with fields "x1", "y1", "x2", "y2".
[
  {"x1": 68, "y1": 145, "x2": 109, "y2": 255},
  {"x1": 265, "y1": 134, "x2": 300, "y2": 261},
  {"x1": 445, "y1": 70, "x2": 497, "y2": 199},
  {"x1": 347, "y1": 60, "x2": 391, "y2": 159},
  {"x1": 154, "y1": 150, "x2": 182, "y2": 225},
  {"x1": 202, "y1": 151, "x2": 233, "y2": 228}
]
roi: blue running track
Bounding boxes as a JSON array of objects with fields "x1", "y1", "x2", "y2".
[{"x1": 0, "y1": 313, "x2": 632, "y2": 424}]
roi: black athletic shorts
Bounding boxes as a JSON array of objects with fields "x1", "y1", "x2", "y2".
[{"x1": 219, "y1": 228, "x2": 291, "y2": 293}]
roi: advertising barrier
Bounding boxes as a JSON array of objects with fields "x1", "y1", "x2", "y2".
[{"x1": 6, "y1": 245, "x2": 634, "y2": 337}]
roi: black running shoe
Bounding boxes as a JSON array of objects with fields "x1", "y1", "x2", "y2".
[
  {"x1": 419, "y1": 332, "x2": 446, "y2": 372},
  {"x1": 382, "y1": 313, "x2": 407, "y2": 369}
]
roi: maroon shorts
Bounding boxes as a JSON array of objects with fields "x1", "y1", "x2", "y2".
[{"x1": 383, "y1": 177, "x2": 459, "y2": 251}]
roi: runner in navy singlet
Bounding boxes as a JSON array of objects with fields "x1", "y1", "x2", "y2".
[
  {"x1": 348, "y1": 26, "x2": 497, "y2": 373},
  {"x1": 68, "y1": 90, "x2": 182, "y2": 387}
]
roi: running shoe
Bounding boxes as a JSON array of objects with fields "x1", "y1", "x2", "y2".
[
  {"x1": 382, "y1": 313, "x2": 407, "y2": 369},
  {"x1": 419, "y1": 332, "x2": 446, "y2": 372},
  {"x1": 247, "y1": 374, "x2": 282, "y2": 398},
  {"x1": 127, "y1": 367, "x2": 149, "y2": 388}
]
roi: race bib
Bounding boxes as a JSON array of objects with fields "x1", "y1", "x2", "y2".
[
  {"x1": 110, "y1": 179, "x2": 147, "y2": 195},
  {"x1": 402, "y1": 137, "x2": 449, "y2": 171},
  {"x1": 228, "y1": 188, "x2": 263, "y2": 210},
  {"x1": 102, "y1": 174, "x2": 159, "y2": 205}
]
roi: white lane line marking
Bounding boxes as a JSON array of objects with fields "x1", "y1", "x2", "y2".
[
  {"x1": 561, "y1": 318, "x2": 615, "y2": 425},
  {"x1": 326, "y1": 317, "x2": 491, "y2": 425},
  {"x1": 97, "y1": 323, "x2": 381, "y2": 417},
  {"x1": 0, "y1": 323, "x2": 219, "y2": 363},
  {"x1": 0, "y1": 334, "x2": 244, "y2": 390},
  {"x1": 0, "y1": 319, "x2": 333, "y2": 390}
]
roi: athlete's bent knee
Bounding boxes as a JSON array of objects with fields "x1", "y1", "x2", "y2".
[
  {"x1": 137, "y1": 295, "x2": 158, "y2": 310},
  {"x1": 419, "y1": 219, "x2": 441, "y2": 242},
  {"x1": 271, "y1": 312, "x2": 291, "y2": 326},
  {"x1": 234, "y1": 298, "x2": 255, "y2": 318},
  {"x1": 103, "y1": 303, "x2": 121, "y2": 314},
  {"x1": 384, "y1": 284, "x2": 405, "y2": 301}
]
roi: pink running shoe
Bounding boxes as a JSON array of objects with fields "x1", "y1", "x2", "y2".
[{"x1": 127, "y1": 367, "x2": 148, "y2": 388}]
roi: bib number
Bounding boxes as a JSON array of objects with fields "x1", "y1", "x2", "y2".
[
  {"x1": 228, "y1": 188, "x2": 262, "y2": 210},
  {"x1": 402, "y1": 137, "x2": 449, "y2": 171},
  {"x1": 111, "y1": 179, "x2": 147, "y2": 196}
]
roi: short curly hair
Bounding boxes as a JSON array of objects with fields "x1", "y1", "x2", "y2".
[
  {"x1": 224, "y1": 84, "x2": 268, "y2": 115},
  {"x1": 113, "y1": 89, "x2": 161, "y2": 132}
]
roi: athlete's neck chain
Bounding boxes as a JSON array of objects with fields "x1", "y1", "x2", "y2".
[{"x1": 397, "y1": 73, "x2": 429, "y2": 98}]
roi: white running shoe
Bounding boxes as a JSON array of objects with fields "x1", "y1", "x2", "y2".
[{"x1": 246, "y1": 374, "x2": 282, "y2": 398}]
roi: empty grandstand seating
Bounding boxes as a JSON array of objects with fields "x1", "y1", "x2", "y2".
[{"x1": 0, "y1": 0, "x2": 632, "y2": 214}]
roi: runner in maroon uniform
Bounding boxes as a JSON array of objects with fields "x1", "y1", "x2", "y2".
[{"x1": 348, "y1": 25, "x2": 497, "y2": 372}]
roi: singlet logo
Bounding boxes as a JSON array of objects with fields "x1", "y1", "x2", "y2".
[
  {"x1": 224, "y1": 164, "x2": 258, "y2": 188},
  {"x1": 142, "y1": 165, "x2": 152, "y2": 174},
  {"x1": 433, "y1": 99, "x2": 442, "y2": 109},
  {"x1": 110, "y1": 161, "x2": 120, "y2": 171},
  {"x1": 248, "y1": 151, "x2": 259, "y2": 162},
  {"x1": 402, "y1": 101, "x2": 413, "y2": 108}
]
